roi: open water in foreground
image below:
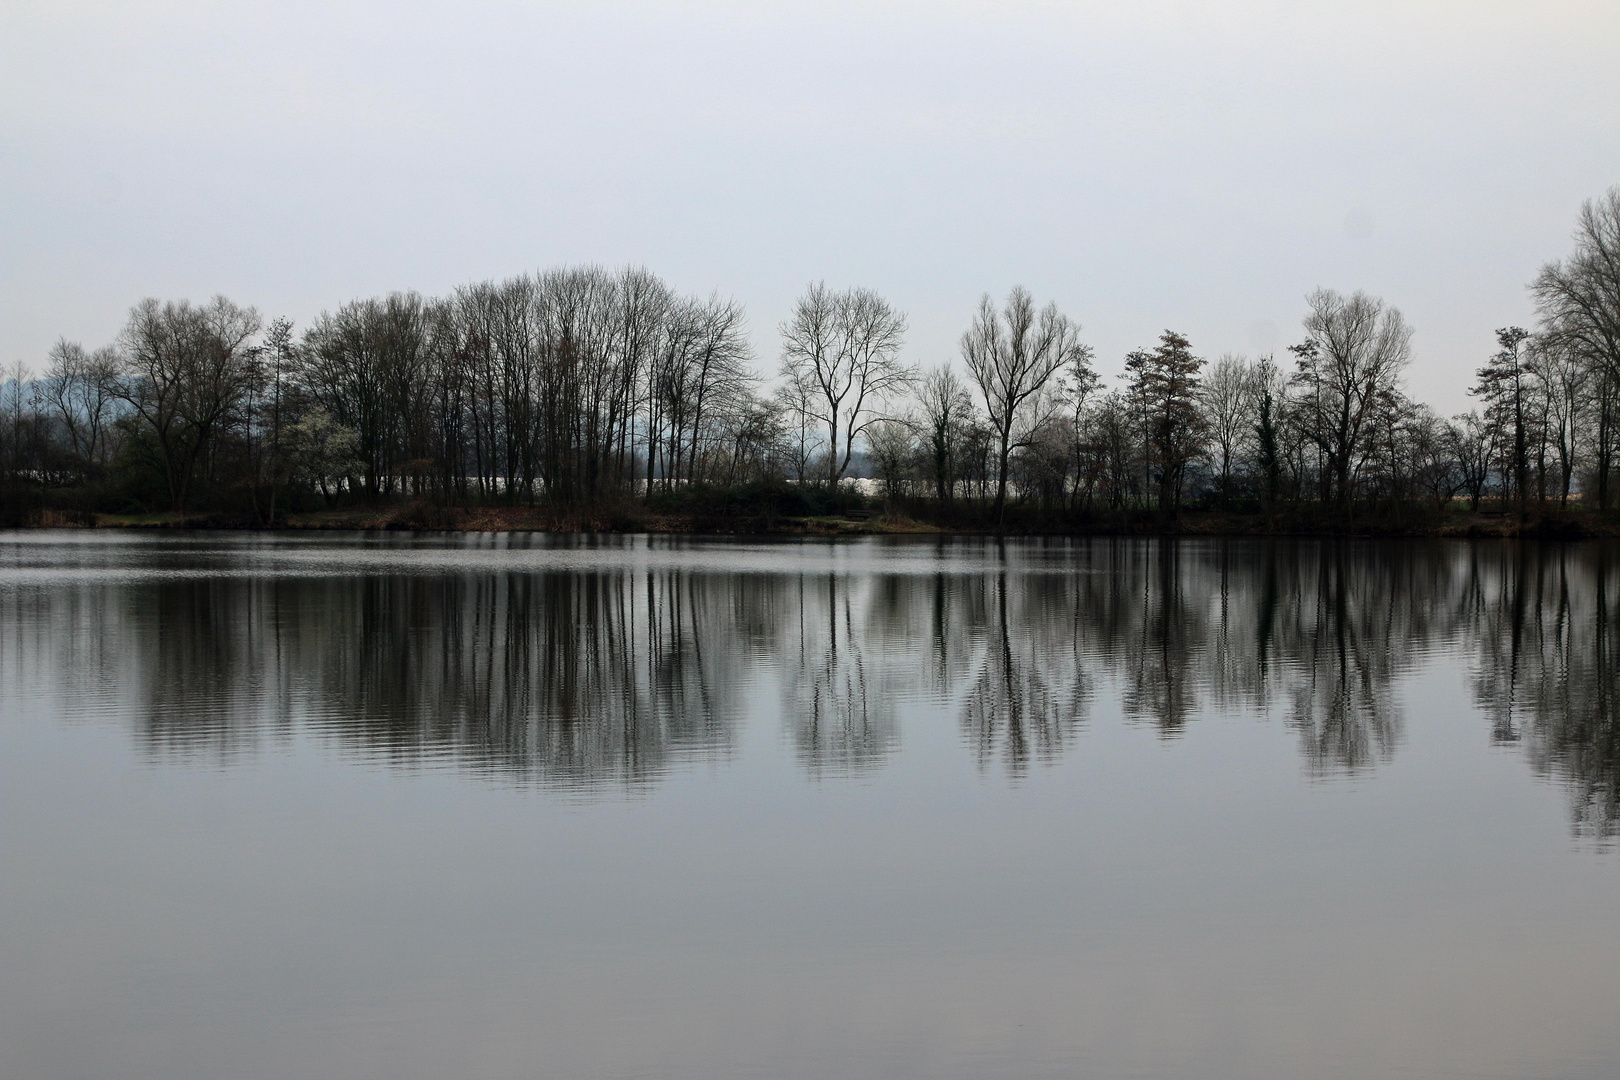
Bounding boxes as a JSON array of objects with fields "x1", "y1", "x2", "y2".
[{"x1": 1, "y1": 531, "x2": 1618, "y2": 1080}]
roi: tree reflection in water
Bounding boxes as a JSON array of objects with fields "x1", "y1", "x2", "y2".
[
  {"x1": 3, "y1": 537, "x2": 1616, "y2": 831},
  {"x1": 95, "y1": 569, "x2": 748, "y2": 789},
  {"x1": 959, "y1": 560, "x2": 1091, "y2": 776},
  {"x1": 1469, "y1": 544, "x2": 1620, "y2": 839},
  {"x1": 781, "y1": 572, "x2": 898, "y2": 776}
]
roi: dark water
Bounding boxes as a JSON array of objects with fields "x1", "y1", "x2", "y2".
[{"x1": 2, "y1": 532, "x2": 1617, "y2": 1080}]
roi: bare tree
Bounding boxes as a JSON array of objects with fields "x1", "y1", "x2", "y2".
[
  {"x1": 779, "y1": 283, "x2": 910, "y2": 488},
  {"x1": 717, "y1": 396, "x2": 785, "y2": 486},
  {"x1": 916, "y1": 364, "x2": 975, "y2": 503},
  {"x1": 301, "y1": 292, "x2": 433, "y2": 501},
  {"x1": 617, "y1": 266, "x2": 672, "y2": 488},
  {"x1": 1289, "y1": 289, "x2": 1413, "y2": 515},
  {"x1": 1076, "y1": 390, "x2": 1138, "y2": 510},
  {"x1": 1060, "y1": 341, "x2": 1100, "y2": 511},
  {"x1": 259, "y1": 318, "x2": 295, "y2": 521},
  {"x1": 2, "y1": 362, "x2": 33, "y2": 496},
  {"x1": 1407, "y1": 406, "x2": 1465, "y2": 510},
  {"x1": 774, "y1": 375, "x2": 823, "y2": 486},
  {"x1": 864, "y1": 416, "x2": 917, "y2": 514},
  {"x1": 1527, "y1": 333, "x2": 1586, "y2": 506},
  {"x1": 1452, "y1": 412, "x2": 1491, "y2": 511},
  {"x1": 650, "y1": 292, "x2": 755, "y2": 491},
  {"x1": 1534, "y1": 188, "x2": 1620, "y2": 380},
  {"x1": 41, "y1": 339, "x2": 121, "y2": 480},
  {"x1": 960, "y1": 286, "x2": 1089, "y2": 524},
  {"x1": 1533, "y1": 187, "x2": 1620, "y2": 510},
  {"x1": 116, "y1": 296, "x2": 262, "y2": 515},
  {"x1": 1200, "y1": 353, "x2": 1256, "y2": 504}
]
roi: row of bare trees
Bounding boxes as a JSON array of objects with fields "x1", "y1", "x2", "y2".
[
  {"x1": 2, "y1": 268, "x2": 768, "y2": 518},
  {"x1": 295, "y1": 269, "x2": 768, "y2": 509},
  {"x1": 860, "y1": 286, "x2": 1426, "y2": 523},
  {"x1": 4, "y1": 188, "x2": 1620, "y2": 524},
  {"x1": 859, "y1": 190, "x2": 1620, "y2": 524}
]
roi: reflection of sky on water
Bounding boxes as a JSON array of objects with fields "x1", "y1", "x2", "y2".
[{"x1": 3, "y1": 534, "x2": 1620, "y2": 1080}]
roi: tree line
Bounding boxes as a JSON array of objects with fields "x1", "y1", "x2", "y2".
[{"x1": 4, "y1": 188, "x2": 1620, "y2": 528}]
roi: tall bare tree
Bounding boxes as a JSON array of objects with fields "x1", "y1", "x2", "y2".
[
  {"x1": 916, "y1": 364, "x2": 975, "y2": 503},
  {"x1": 1200, "y1": 353, "x2": 1256, "y2": 505},
  {"x1": 1527, "y1": 333, "x2": 1586, "y2": 506},
  {"x1": 651, "y1": 293, "x2": 755, "y2": 490},
  {"x1": 779, "y1": 283, "x2": 910, "y2": 488},
  {"x1": 960, "y1": 286, "x2": 1089, "y2": 524},
  {"x1": 1533, "y1": 187, "x2": 1620, "y2": 511},
  {"x1": 301, "y1": 292, "x2": 433, "y2": 501},
  {"x1": 41, "y1": 339, "x2": 120, "y2": 481},
  {"x1": 1451, "y1": 412, "x2": 1492, "y2": 511},
  {"x1": 774, "y1": 375, "x2": 822, "y2": 486},
  {"x1": 1288, "y1": 289, "x2": 1412, "y2": 515},
  {"x1": 116, "y1": 296, "x2": 262, "y2": 515}
]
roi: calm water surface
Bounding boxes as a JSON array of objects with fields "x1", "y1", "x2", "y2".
[{"x1": 2, "y1": 532, "x2": 1617, "y2": 1080}]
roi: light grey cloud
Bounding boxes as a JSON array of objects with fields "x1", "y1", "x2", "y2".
[{"x1": 2, "y1": 0, "x2": 1617, "y2": 413}]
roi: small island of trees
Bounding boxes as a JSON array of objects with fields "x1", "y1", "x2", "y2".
[{"x1": 4, "y1": 189, "x2": 1620, "y2": 536}]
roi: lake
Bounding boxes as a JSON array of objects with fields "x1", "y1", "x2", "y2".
[{"x1": 1, "y1": 532, "x2": 1617, "y2": 1080}]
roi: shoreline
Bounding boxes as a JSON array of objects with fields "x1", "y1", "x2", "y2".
[{"x1": 15, "y1": 505, "x2": 1618, "y2": 541}]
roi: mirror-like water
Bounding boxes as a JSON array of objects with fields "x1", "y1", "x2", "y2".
[{"x1": 2, "y1": 532, "x2": 1617, "y2": 1079}]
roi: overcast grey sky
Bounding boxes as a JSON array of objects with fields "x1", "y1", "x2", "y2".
[{"x1": 3, "y1": 1, "x2": 1617, "y2": 413}]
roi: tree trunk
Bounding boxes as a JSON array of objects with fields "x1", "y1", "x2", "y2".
[{"x1": 990, "y1": 416, "x2": 1015, "y2": 528}]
